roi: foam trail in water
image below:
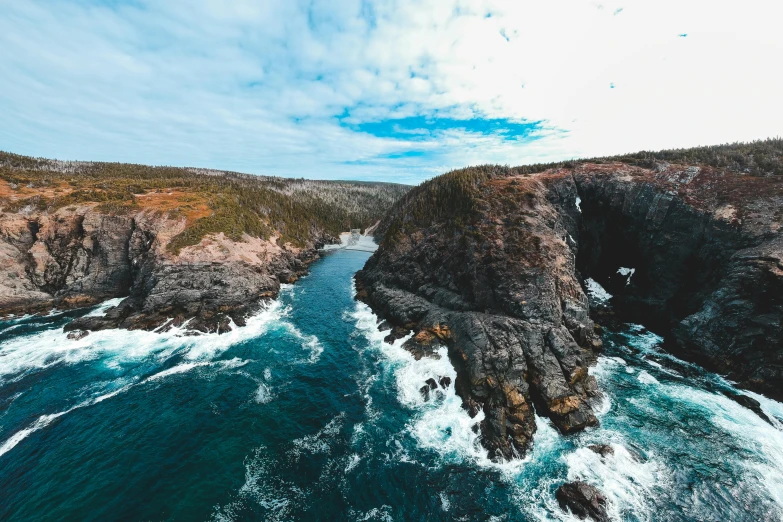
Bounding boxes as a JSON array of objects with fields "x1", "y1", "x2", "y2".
[
  {"x1": 0, "y1": 411, "x2": 67, "y2": 458},
  {"x1": 665, "y1": 383, "x2": 783, "y2": 511},
  {"x1": 0, "y1": 298, "x2": 286, "y2": 382},
  {"x1": 564, "y1": 445, "x2": 667, "y2": 522},
  {"x1": 213, "y1": 414, "x2": 347, "y2": 522},
  {"x1": 0, "y1": 358, "x2": 249, "y2": 458}
]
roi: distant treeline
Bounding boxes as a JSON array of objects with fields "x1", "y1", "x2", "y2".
[{"x1": 0, "y1": 152, "x2": 409, "y2": 252}]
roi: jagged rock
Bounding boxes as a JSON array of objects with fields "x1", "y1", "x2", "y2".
[
  {"x1": 555, "y1": 481, "x2": 609, "y2": 522},
  {"x1": 276, "y1": 270, "x2": 295, "y2": 283},
  {"x1": 573, "y1": 164, "x2": 783, "y2": 401},
  {"x1": 439, "y1": 376, "x2": 451, "y2": 389},
  {"x1": 419, "y1": 377, "x2": 440, "y2": 401},
  {"x1": 587, "y1": 444, "x2": 614, "y2": 458},
  {"x1": 0, "y1": 205, "x2": 334, "y2": 333},
  {"x1": 383, "y1": 326, "x2": 409, "y2": 345},
  {"x1": 722, "y1": 391, "x2": 773, "y2": 425},
  {"x1": 66, "y1": 330, "x2": 89, "y2": 341}
]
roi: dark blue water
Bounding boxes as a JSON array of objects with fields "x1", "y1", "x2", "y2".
[{"x1": 1, "y1": 250, "x2": 782, "y2": 521}]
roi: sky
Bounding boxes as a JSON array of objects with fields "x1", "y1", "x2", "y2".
[{"x1": 1, "y1": 0, "x2": 781, "y2": 184}]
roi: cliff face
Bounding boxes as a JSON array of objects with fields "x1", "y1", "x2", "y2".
[
  {"x1": 573, "y1": 163, "x2": 783, "y2": 400},
  {"x1": 356, "y1": 168, "x2": 603, "y2": 460},
  {"x1": 356, "y1": 160, "x2": 783, "y2": 459},
  {"x1": 0, "y1": 205, "x2": 327, "y2": 333}
]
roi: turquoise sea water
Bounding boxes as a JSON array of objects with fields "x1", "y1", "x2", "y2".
[{"x1": 1, "y1": 249, "x2": 782, "y2": 521}]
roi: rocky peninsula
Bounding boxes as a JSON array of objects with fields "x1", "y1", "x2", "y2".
[{"x1": 356, "y1": 140, "x2": 783, "y2": 461}]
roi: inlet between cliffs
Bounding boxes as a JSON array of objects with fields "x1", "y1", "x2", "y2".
[{"x1": 0, "y1": 248, "x2": 781, "y2": 521}]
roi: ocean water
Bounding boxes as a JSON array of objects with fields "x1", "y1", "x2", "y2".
[{"x1": 1, "y1": 249, "x2": 781, "y2": 521}]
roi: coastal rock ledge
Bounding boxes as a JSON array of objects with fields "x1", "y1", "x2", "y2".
[{"x1": 355, "y1": 160, "x2": 783, "y2": 459}]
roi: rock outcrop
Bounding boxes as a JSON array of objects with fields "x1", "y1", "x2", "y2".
[
  {"x1": 356, "y1": 167, "x2": 603, "y2": 460},
  {"x1": 555, "y1": 481, "x2": 609, "y2": 521},
  {"x1": 573, "y1": 163, "x2": 783, "y2": 400},
  {"x1": 356, "y1": 160, "x2": 783, "y2": 458},
  {"x1": 0, "y1": 150, "x2": 409, "y2": 332},
  {"x1": 0, "y1": 205, "x2": 332, "y2": 333}
]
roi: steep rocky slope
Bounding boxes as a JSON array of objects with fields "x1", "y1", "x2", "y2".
[
  {"x1": 0, "y1": 152, "x2": 408, "y2": 332},
  {"x1": 356, "y1": 143, "x2": 783, "y2": 459}
]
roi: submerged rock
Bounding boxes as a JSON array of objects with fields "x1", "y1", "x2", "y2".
[
  {"x1": 555, "y1": 481, "x2": 609, "y2": 522},
  {"x1": 66, "y1": 329, "x2": 89, "y2": 341},
  {"x1": 587, "y1": 444, "x2": 614, "y2": 458},
  {"x1": 722, "y1": 391, "x2": 773, "y2": 425}
]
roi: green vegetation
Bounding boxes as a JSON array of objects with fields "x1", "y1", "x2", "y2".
[
  {"x1": 377, "y1": 165, "x2": 504, "y2": 245},
  {"x1": 609, "y1": 138, "x2": 783, "y2": 176},
  {"x1": 377, "y1": 138, "x2": 783, "y2": 248},
  {"x1": 0, "y1": 152, "x2": 409, "y2": 252}
]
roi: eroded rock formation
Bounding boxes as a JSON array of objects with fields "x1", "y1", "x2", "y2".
[
  {"x1": 356, "y1": 161, "x2": 783, "y2": 458},
  {"x1": 356, "y1": 169, "x2": 603, "y2": 459},
  {"x1": 0, "y1": 205, "x2": 331, "y2": 333}
]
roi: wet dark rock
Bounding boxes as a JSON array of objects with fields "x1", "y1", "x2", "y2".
[
  {"x1": 587, "y1": 444, "x2": 614, "y2": 458},
  {"x1": 439, "y1": 376, "x2": 452, "y2": 389},
  {"x1": 0, "y1": 206, "x2": 330, "y2": 334},
  {"x1": 66, "y1": 330, "x2": 89, "y2": 341},
  {"x1": 555, "y1": 481, "x2": 609, "y2": 522},
  {"x1": 383, "y1": 326, "x2": 410, "y2": 345},
  {"x1": 722, "y1": 391, "x2": 773, "y2": 425},
  {"x1": 276, "y1": 270, "x2": 295, "y2": 284},
  {"x1": 425, "y1": 378, "x2": 438, "y2": 390}
]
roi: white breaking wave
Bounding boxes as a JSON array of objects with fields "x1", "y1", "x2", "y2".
[
  {"x1": 563, "y1": 444, "x2": 668, "y2": 522},
  {"x1": 664, "y1": 383, "x2": 783, "y2": 512},
  {"x1": 637, "y1": 370, "x2": 659, "y2": 385},
  {"x1": 349, "y1": 297, "x2": 544, "y2": 475},
  {"x1": 0, "y1": 298, "x2": 287, "y2": 383},
  {"x1": 585, "y1": 278, "x2": 612, "y2": 303},
  {"x1": 81, "y1": 297, "x2": 125, "y2": 317}
]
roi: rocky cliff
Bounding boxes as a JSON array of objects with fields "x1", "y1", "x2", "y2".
[
  {"x1": 0, "y1": 153, "x2": 408, "y2": 332},
  {"x1": 356, "y1": 153, "x2": 783, "y2": 459},
  {"x1": 0, "y1": 202, "x2": 329, "y2": 333}
]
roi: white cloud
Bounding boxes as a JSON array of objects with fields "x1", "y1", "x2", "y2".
[{"x1": 0, "y1": 0, "x2": 781, "y2": 184}]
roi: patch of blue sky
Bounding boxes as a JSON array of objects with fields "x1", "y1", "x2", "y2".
[{"x1": 343, "y1": 116, "x2": 543, "y2": 142}]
